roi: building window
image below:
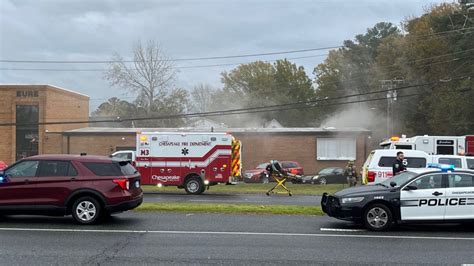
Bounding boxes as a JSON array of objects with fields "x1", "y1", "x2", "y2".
[
  {"x1": 317, "y1": 137, "x2": 356, "y2": 160},
  {"x1": 16, "y1": 105, "x2": 39, "y2": 160}
]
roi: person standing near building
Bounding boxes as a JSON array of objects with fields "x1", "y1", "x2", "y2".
[
  {"x1": 392, "y1": 151, "x2": 407, "y2": 176},
  {"x1": 344, "y1": 161, "x2": 357, "y2": 187}
]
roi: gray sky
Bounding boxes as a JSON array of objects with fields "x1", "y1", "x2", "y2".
[{"x1": 0, "y1": 0, "x2": 450, "y2": 111}]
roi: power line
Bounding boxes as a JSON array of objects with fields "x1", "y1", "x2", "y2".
[
  {"x1": 1, "y1": 27, "x2": 472, "y2": 65},
  {"x1": 1, "y1": 50, "x2": 470, "y2": 106},
  {"x1": 3, "y1": 47, "x2": 473, "y2": 73},
  {"x1": 315, "y1": 48, "x2": 474, "y2": 89},
  {"x1": 0, "y1": 54, "x2": 329, "y2": 72},
  {"x1": 1, "y1": 75, "x2": 469, "y2": 127},
  {"x1": 407, "y1": 26, "x2": 474, "y2": 39},
  {"x1": 0, "y1": 46, "x2": 341, "y2": 64}
]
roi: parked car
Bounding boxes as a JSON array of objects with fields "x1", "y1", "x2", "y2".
[
  {"x1": 0, "y1": 161, "x2": 7, "y2": 171},
  {"x1": 0, "y1": 154, "x2": 143, "y2": 224},
  {"x1": 322, "y1": 166, "x2": 474, "y2": 231},
  {"x1": 243, "y1": 161, "x2": 304, "y2": 183},
  {"x1": 244, "y1": 163, "x2": 271, "y2": 183},
  {"x1": 281, "y1": 161, "x2": 304, "y2": 176},
  {"x1": 300, "y1": 167, "x2": 345, "y2": 184}
]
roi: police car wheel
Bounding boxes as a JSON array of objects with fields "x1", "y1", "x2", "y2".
[
  {"x1": 185, "y1": 177, "x2": 204, "y2": 195},
  {"x1": 363, "y1": 204, "x2": 393, "y2": 231},
  {"x1": 318, "y1": 177, "x2": 327, "y2": 185}
]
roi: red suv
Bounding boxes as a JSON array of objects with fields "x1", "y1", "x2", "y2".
[
  {"x1": 0, "y1": 154, "x2": 143, "y2": 224},
  {"x1": 244, "y1": 161, "x2": 304, "y2": 183}
]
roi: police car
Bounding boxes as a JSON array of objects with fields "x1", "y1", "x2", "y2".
[{"x1": 321, "y1": 164, "x2": 474, "y2": 231}]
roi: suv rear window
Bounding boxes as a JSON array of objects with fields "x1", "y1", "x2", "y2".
[
  {"x1": 378, "y1": 157, "x2": 426, "y2": 168},
  {"x1": 83, "y1": 161, "x2": 136, "y2": 176},
  {"x1": 119, "y1": 161, "x2": 137, "y2": 175}
]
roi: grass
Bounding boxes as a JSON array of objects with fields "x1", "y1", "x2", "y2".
[
  {"x1": 142, "y1": 183, "x2": 345, "y2": 196},
  {"x1": 135, "y1": 202, "x2": 324, "y2": 216}
]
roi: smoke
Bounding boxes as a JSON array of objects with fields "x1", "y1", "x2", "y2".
[{"x1": 320, "y1": 104, "x2": 385, "y2": 130}]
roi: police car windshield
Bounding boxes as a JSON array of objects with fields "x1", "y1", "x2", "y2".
[{"x1": 380, "y1": 171, "x2": 417, "y2": 187}]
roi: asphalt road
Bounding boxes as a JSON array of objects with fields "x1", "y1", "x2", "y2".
[
  {"x1": 143, "y1": 192, "x2": 321, "y2": 206},
  {"x1": 1, "y1": 212, "x2": 473, "y2": 265}
]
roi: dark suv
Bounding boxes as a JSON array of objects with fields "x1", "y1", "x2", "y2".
[{"x1": 0, "y1": 154, "x2": 143, "y2": 224}]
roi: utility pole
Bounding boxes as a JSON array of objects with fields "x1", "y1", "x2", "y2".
[{"x1": 380, "y1": 79, "x2": 404, "y2": 137}]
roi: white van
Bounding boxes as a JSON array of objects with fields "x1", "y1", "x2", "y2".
[
  {"x1": 362, "y1": 149, "x2": 430, "y2": 184},
  {"x1": 430, "y1": 155, "x2": 474, "y2": 170}
]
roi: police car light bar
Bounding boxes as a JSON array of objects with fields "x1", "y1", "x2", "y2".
[{"x1": 427, "y1": 163, "x2": 455, "y2": 172}]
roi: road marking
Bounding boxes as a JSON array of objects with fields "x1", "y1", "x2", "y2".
[
  {"x1": 0, "y1": 227, "x2": 474, "y2": 241},
  {"x1": 320, "y1": 228, "x2": 366, "y2": 232},
  {"x1": 189, "y1": 200, "x2": 272, "y2": 204}
]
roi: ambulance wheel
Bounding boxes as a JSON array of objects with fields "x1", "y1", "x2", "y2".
[
  {"x1": 184, "y1": 177, "x2": 204, "y2": 195},
  {"x1": 363, "y1": 204, "x2": 392, "y2": 231}
]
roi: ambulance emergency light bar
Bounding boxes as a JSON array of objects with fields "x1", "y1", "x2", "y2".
[{"x1": 427, "y1": 163, "x2": 455, "y2": 172}]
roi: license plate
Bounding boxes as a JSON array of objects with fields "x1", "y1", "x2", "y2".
[{"x1": 135, "y1": 180, "x2": 140, "y2": 188}]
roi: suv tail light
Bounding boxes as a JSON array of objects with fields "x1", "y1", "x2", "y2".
[
  {"x1": 113, "y1": 178, "x2": 130, "y2": 190},
  {"x1": 368, "y1": 171, "x2": 376, "y2": 183}
]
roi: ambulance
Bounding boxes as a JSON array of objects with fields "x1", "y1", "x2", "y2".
[
  {"x1": 112, "y1": 132, "x2": 242, "y2": 194},
  {"x1": 380, "y1": 135, "x2": 474, "y2": 155},
  {"x1": 361, "y1": 149, "x2": 430, "y2": 184}
]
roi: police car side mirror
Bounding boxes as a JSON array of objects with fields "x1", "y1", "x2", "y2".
[
  {"x1": 390, "y1": 181, "x2": 397, "y2": 187},
  {"x1": 404, "y1": 185, "x2": 418, "y2": 191}
]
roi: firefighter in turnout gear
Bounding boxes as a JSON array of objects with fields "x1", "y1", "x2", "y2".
[{"x1": 344, "y1": 161, "x2": 357, "y2": 187}]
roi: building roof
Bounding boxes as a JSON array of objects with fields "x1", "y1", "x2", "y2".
[
  {"x1": 0, "y1": 84, "x2": 89, "y2": 99},
  {"x1": 264, "y1": 119, "x2": 283, "y2": 128},
  {"x1": 62, "y1": 126, "x2": 371, "y2": 135},
  {"x1": 186, "y1": 117, "x2": 228, "y2": 129}
]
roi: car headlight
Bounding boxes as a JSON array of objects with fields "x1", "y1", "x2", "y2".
[
  {"x1": 313, "y1": 175, "x2": 319, "y2": 180},
  {"x1": 341, "y1": 197, "x2": 365, "y2": 204}
]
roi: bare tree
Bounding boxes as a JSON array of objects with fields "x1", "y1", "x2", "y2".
[
  {"x1": 105, "y1": 40, "x2": 176, "y2": 114},
  {"x1": 190, "y1": 83, "x2": 216, "y2": 112}
]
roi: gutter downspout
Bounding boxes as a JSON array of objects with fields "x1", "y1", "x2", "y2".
[{"x1": 67, "y1": 135, "x2": 70, "y2": 154}]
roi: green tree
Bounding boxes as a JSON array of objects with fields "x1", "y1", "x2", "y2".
[
  {"x1": 219, "y1": 59, "x2": 316, "y2": 127},
  {"x1": 314, "y1": 3, "x2": 474, "y2": 137},
  {"x1": 313, "y1": 22, "x2": 400, "y2": 128},
  {"x1": 91, "y1": 97, "x2": 138, "y2": 118},
  {"x1": 384, "y1": 3, "x2": 474, "y2": 135}
]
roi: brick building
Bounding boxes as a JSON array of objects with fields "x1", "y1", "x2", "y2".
[
  {"x1": 56, "y1": 127, "x2": 370, "y2": 175},
  {"x1": 0, "y1": 84, "x2": 371, "y2": 174},
  {"x1": 0, "y1": 85, "x2": 89, "y2": 163}
]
